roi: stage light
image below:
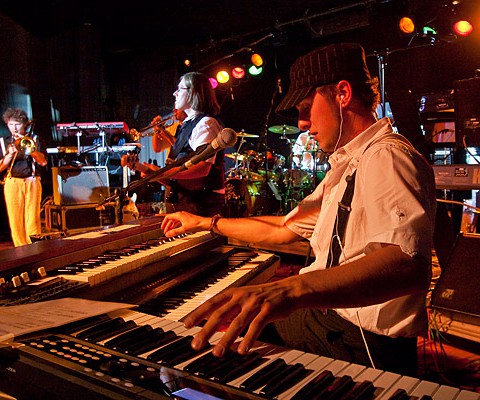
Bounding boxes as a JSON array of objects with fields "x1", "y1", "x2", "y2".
[
  {"x1": 250, "y1": 53, "x2": 263, "y2": 67},
  {"x1": 216, "y1": 70, "x2": 230, "y2": 84},
  {"x1": 453, "y1": 19, "x2": 473, "y2": 36},
  {"x1": 248, "y1": 65, "x2": 263, "y2": 76},
  {"x1": 231, "y1": 66, "x2": 246, "y2": 79},
  {"x1": 399, "y1": 16, "x2": 415, "y2": 34},
  {"x1": 209, "y1": 77, "x2": 218, "y2": 89},
  {"x1": 184, "y1": 59, "x2": 191, "y2": 67}
]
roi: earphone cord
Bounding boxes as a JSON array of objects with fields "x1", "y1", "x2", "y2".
[{"x1": 333, "y1": 98, "x2": 343, "y2": 153}]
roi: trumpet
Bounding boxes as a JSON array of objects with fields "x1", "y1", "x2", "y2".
[{"x1": 130, "y1": 115, "x2": 174, "y2": 141}]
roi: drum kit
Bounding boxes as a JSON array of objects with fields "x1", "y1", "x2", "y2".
[{"x1": 224, "y1": 125, "x2": 328, "y2": 217}]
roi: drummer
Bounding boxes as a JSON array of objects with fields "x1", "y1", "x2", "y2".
[{"x1": 292, "y1": 130, "x2": 327, "y2": 171}]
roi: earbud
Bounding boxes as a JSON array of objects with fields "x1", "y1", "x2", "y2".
[{"x1": 339, "y1": 95, "x2": 345, "y2": 104}]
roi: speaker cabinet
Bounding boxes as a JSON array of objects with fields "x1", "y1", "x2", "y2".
[
  {"x1": 431, "y1": 232, "x2": 480, "y2": 320},
  {"x1": 52, "y1": 166, "x2": 110, "y2": 205}
]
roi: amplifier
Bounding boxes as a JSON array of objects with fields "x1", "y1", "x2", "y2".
[
  {"x1": 52, "y1": 166, "x2": 110, "y2": 205},
  {"x1": 432, "y1": 164, "x2": 480, "y2": 190},
  {"x1": 45, "y1": 202, "x2": 116, "y2": 233}
]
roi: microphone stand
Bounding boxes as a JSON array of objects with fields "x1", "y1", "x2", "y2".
[{"x1": 258, "y1": 80, "x2": 282, "y2": 215}]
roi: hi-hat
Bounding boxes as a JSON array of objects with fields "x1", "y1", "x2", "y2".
[
  {"x1": 268, "y1": 125, "x2": 300, "y2": 135},
  {"x1": 237, "y1": 131, "x2": 259, "y2": 138}
]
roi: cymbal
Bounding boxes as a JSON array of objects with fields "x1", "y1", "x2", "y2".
[
  {"x1": 268, "y1": 125, "x2": 300, "y2": 135},
  {"x1": 237, "y1": 131, "x2": 259, "y2": 138},
  {"x1": 225, "y1": 153, "x2": 245, "y2": 160}
]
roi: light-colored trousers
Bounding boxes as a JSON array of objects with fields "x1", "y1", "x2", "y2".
[{"x1": 4, "y1": 176, "x2": 42, "y2": 246}]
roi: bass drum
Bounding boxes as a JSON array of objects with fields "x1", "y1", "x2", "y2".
[{"x1": 224, "y1": 178, "x2": 262, "y2": 217}]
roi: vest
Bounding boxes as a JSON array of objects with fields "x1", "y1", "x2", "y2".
[{"x1": 169, "y1": 114, "x2": 225, "y2": 192}]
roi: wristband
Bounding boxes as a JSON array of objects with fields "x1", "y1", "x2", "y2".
[{"x1": 209, "y1": 214, "x2": 222, "y2": 237}]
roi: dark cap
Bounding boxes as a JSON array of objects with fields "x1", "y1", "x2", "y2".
[{"x1": 276, "y1": 43, "x2": 372, "y2": 115}]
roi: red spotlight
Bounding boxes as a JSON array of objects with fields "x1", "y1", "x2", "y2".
[{"x1": 231, "y1": 66, "x2": 246, "y2": 79}]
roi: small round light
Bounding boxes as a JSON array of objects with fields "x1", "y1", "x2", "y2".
[
  {"x1": 216, "y1": 70, "x2": 230, "y2": 84},
  {"x1": 232, "y1": 67, "x2": 246, "y2": 79},
  {"x1": 399, "y1": 17, "x2": 415, "y2": 34},
  {"x1": 453, "y1": 20, "x2": 473, "y2": 37},
  {"x1": 251, "y1": 53, "x2": 263, "y2": 67},
  {"x1": 248, "y1": 65, "x2": 263, "y2": 76},
  {"x1": 209, "y1": 78, "x2": 218, "y2": 89}
]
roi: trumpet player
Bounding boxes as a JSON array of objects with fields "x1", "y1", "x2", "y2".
[
  {"x1": 151, "y1": 108, "x2": 187, "y2": 154},
  {"x1": 0, "y1": 108, "x2": 47, "y2": 246}
]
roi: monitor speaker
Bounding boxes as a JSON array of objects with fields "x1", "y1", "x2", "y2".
[{"x1": 52, "y1": 166, "x2": 110, "y2": 205}]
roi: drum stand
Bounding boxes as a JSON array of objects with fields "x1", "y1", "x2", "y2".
[{"x1": 226, "y1": 134, "x2": 247, "y2": 179}]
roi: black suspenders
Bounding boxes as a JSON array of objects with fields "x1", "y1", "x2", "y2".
[{"x1": 326, "y1": 170, "x2": 357, "y2": 268}]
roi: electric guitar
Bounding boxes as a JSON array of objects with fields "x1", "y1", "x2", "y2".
[{"x1": 120, "y1": 152, "x2": 205, "y2": 192}]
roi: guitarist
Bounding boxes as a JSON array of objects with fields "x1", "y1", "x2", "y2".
[{"x1": 141, "y1": 72, "x2": 225, "y2": 217}]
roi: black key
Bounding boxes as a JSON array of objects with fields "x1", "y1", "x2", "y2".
[
  {"x1": 240, "y1": 357, "x2": 287, "y2": 391},
  {"x1": 183, "y1": 351, "x2": 218, "y2": 373},
  {"x1": 215, "y1": 352, "x2": 265, "y2": 383},
  {"x1": 338, "y1": 380, "x2": 376, "y2": 400},
  {"x1": 147, "y1": 335, "x2": 192, "y2": 363},
  {"x1": 316, "y1": 375, "x2": 355, "y2": 400},
  {"x1": 388, "y1": 388, "x2": 411, "y2": 400},
  {"x1": 260, "y1": 362, "x2": 309, "y2": 397},
  {"x1": 85, "y1": 320, "x2": 137, "y2": 342},
  {"x1": 291, "y1": 369, "x2": 335, "y2": 400},
  {"x1": 197, "y1": 351, "x2": 238, "y2": 378},
  {"x1": 126, "y1": 329, "x2": 177, "y2": 356},
  {"x1": 76, "y1": 317, "x2": 125, "y2": 339},
  {"x1": 103, "y1": 325, "x2": 153, "y2": 349}
]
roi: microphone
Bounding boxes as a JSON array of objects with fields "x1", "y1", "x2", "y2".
[{"x1": 182, "y1": 128, "x2": 237, "y2": 170}]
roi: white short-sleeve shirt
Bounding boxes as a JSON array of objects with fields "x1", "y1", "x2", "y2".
[{"x1": 285, "y1": 118, "x2": 437, "y2": 337}]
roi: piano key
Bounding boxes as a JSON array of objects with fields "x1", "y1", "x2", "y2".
[
  {"x1": 377, "y1": 375, "x2": 421, "y2": 399},
  {"x1": 339, "y1": 380, "x2": 376, "y2": 400},
  {"x1": 103, "y1": 325, "x2": 154, "y2": 350},
  {"x1": 160, "y1": 252, "x2": 278, "y2": 322},
  {"x1": 15, "y1": 310, "x2": 480, "y2": 400},
  {"x1": 280, "y1": 356, "x2": 353, "y2": 400},
  {"x1": 289, "y1": 369, "x2": 336, "y2": 400},
  {"x1": 260, "y1": 362, "x2": 309, "y2": 397},
  {"x1": 213, "y1": 351, "x2": 264, "y2": 382},
  {"x1": 387, "y1": 388, "x2": 411, "y2": 400},
  {"x1": 56, "y1": 232, "x2": 212, "y2": 286},
  {"x1": 239, "y1": 358, "x2": 287, "y2": 391}
]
